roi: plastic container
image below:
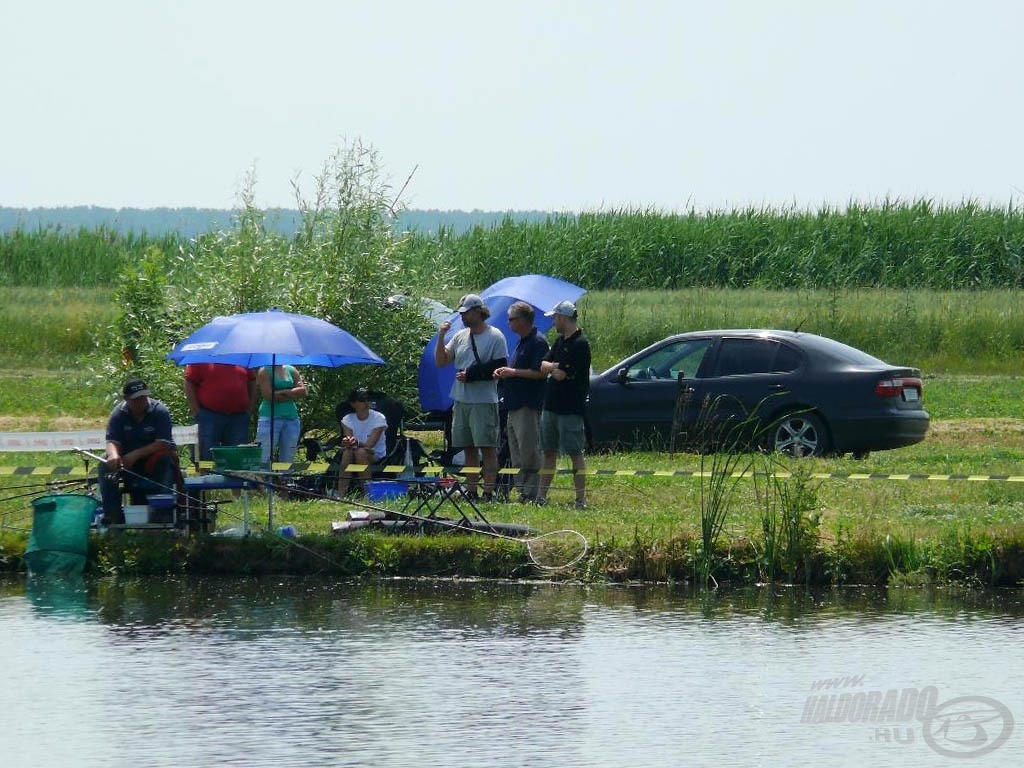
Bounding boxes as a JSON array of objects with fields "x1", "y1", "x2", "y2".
[
  {"x1": 211, "y1": 444, "x2": 262, "y2": 471},
  {"x1": 146, "y1": 494, "x2": 176, "y2": 509},
  {"x1": 123, "y1": 505, "x2": 149, "y2": 525},
  {"x1": 366, "y1": 480, "x2": 410, "y2": 502}
]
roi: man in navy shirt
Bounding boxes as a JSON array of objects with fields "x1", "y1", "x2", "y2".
[
  {"x1": 493, "y1": 301, "x2": 550, "y2": 502},
  {"x1": 99, "y1": 378, "x2": 179, "y2": 524}
]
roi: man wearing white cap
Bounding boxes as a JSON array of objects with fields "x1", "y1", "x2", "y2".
[
  {"x1": 434, "y1": 294, "x2": 508, "y2": 500},
  {"x1": 536, "y1": 300, "x2": 591, "y2": 509}
]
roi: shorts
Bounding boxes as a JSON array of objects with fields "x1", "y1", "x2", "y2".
[
  {"x1": 539, "y1": 411, "x2": 586, "y2": 455},
  {"x1": 451, "y1": 401, "x2": 500, "y2": 448}
]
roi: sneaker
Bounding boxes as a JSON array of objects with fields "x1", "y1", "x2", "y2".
[
  {"x1": 518, "y1": 495, "x2": 535, "y2": 505},
  {"x1": 533, "y1": 498, "x2": 548, "y2": 507},
  {"x1": 573, "y1": 500, "x2": 588, "y2": 510},
  {"x1": 481, "y1": 491, "x2": 495, "y2": 503}
]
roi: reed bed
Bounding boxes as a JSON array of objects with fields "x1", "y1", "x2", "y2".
[
  {"x1": 399, "y1": 201, "x2": 1024, "y2": 290},
  {"x1": 0, "y1": 225, "x2": 180, "y2": 287},
  {"x1": 5, "y1": 201, "x2": 1024, "y2": 291}
]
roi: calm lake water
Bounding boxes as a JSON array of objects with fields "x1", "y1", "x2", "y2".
[{"x1": 1, "y1": 575, "x2": 1021, "y2": 767}]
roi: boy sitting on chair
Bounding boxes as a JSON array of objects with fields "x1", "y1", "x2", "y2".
[{"x1": 335, "y1": 387, "x2": 387, "y2": 498}]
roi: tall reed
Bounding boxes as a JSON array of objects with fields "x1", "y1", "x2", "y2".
[
  {"x1": 398, "y1": 200, "x2": 1024, "y2": 290},
  {"x1": 7, "y1": 201, "x2": 1024, "y2": 292},
  {"x1": 0, "y1": 225, "x2": 181, "y2": 287}
]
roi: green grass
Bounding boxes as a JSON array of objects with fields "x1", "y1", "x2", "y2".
[
  {"x1": 3, "y1": 418, "x2": 1023, "y2": 585},
  {"x1": 5, "y1": 282, "x2": 1024, "y2": 432}
]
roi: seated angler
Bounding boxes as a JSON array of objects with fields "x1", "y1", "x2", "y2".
[
  {"x1": 335, "y1": 387, "x2": 388, "y2": 498},
  {"x1": 99, "y1": 378, "x2": 179, "y2": 524}
]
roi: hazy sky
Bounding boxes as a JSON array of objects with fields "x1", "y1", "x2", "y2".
[{"x1": 3, "y1": 1, "x2": 1022, "y2": 212}]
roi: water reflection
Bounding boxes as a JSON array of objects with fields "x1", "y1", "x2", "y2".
[
  {"x1": 22, "y1": 574, "x2": 91, "y2": 619},
  {"x1": 1, "y1": 576, "x2": 1021, "y2": 767},
  {"x1": 6, "y1": 576, "x2": 1022, "y2": 628}
]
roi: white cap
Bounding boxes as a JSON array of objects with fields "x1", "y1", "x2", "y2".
[{"x1": 457, "y1": 294, "x2": 485, "y2": 313}]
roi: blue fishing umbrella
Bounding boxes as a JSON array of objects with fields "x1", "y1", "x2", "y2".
[
  {"x1": 168, "y1": 309, "x2": 385, "y2": 528},
  {"x1": 167, "y1": 309, "x2": 385, "y2": 368},
  {"x1": 418, "y1": 275, "x2": 586, "y2": 411}
]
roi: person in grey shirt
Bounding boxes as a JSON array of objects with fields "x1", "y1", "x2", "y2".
[{"x1": 434, "y1": 293, "x2": 508, "y2": 500}]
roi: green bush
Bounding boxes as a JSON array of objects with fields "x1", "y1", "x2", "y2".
[{"x1": 106, "y1": 141, "x2": 453, "y2": 431}]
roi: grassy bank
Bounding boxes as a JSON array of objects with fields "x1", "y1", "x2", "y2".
[{"x1": 3, "y1": 414, "x2": 1024, "y2": 586}]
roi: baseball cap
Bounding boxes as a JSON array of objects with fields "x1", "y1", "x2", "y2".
[
  {"x1": 349, "y1": 386, "x2": 371, "y2": 402},
  {"x1": 545, "y1": 300, "x2": 577, "y2": 318},
  {"x1": 123, "y1": 378, "x2": 150, "y2": 400},
  {"x1": 457, "y1": 294, "x2": 486, "y2": 313}
]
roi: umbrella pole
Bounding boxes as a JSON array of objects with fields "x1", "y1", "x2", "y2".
[{"x1": 267, "y1": 355, "x2": 276, "y2": 531}]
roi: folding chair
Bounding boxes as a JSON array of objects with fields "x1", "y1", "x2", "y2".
[{"x1": 302, "y1": 391, "x2": 427, "y2": 496}]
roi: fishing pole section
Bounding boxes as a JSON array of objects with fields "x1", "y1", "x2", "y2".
[{"x1": 12, "y1": 448, "x2": 591, "y2": 572}]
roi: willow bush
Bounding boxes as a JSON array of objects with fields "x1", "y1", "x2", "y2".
[{"x1": 102, "y1": 141, "x2": 455, "y2": 432}]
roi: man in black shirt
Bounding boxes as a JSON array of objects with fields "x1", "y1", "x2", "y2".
[
  {"x1": 536, "y1": 300, "x2": 591, "y2": 509},
  {"x1": 493, "y1": 301, "x2": 550, "y2": 502}
]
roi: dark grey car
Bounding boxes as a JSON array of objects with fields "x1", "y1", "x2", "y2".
[{"x1": 586, "y1": 329, "x2": 929, "y2": 457}]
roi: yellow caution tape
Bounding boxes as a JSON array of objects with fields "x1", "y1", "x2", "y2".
[{"x1": 4, "y1": 464, "x2": 1024, "y2": 483}]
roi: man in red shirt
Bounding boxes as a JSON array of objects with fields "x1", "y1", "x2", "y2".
[{"x1": 184, "y1": 363, "x2": 257, "y2": 464}]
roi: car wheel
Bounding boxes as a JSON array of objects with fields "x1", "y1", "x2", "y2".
[
  {"x1": 851, "y1": 450, "x2": 870, "y2": 460},
  {"x1": 771, "y1": 412, "x2": 829, "y2": 458}
]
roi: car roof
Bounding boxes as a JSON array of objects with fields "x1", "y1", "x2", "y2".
[{"x1": 637, "y1": 329, "x2": 890, "y2": 367}]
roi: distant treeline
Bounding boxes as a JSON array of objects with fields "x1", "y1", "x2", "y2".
[
  {"x1": 0, "y1": 206, "x2": 554, "y2": 238},
  {"x1": 3, "y1": 201, "x2": 1024, "y2": 290}
]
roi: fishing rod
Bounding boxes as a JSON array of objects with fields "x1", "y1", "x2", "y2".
[
  {"x1": 74, "y1": 447, "x2": 233, "y2": 524},
  {"x1": 75, "y1": 448, "x2": 589, "y2": 571},
  {"x1": 0, "y1": 476, "x2": 91, "y2": 505},
  {"x1": 236, "y1": 473, "x2": 590, "y2": 571},
  {"x1": 73, "y1": 447, "x2": 356, "y2": 572}
]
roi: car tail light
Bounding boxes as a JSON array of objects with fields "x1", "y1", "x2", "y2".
[{"x1": 874, "y1": 376, "x2": 923, "y2": 398}]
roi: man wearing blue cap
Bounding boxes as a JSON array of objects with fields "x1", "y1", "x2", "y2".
[
  {"x1": 536, "y1": 300, "x2": 591, "y2": 509},
  {"x1": 434, "y1": 294, "x2": 508, "y2": 500}
]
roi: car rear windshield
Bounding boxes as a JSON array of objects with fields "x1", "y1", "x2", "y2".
[{"x1": 815, "y1": 337, "x2": 886, "y2": 366}]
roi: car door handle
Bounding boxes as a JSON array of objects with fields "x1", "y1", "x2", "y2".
[{"x1": 768, "y1": 384, "x2": 785, "y2": 390}]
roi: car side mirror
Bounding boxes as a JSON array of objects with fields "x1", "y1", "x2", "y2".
[{"x1": 616, "y1": 368, "x2": 629, "y2": 385}]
